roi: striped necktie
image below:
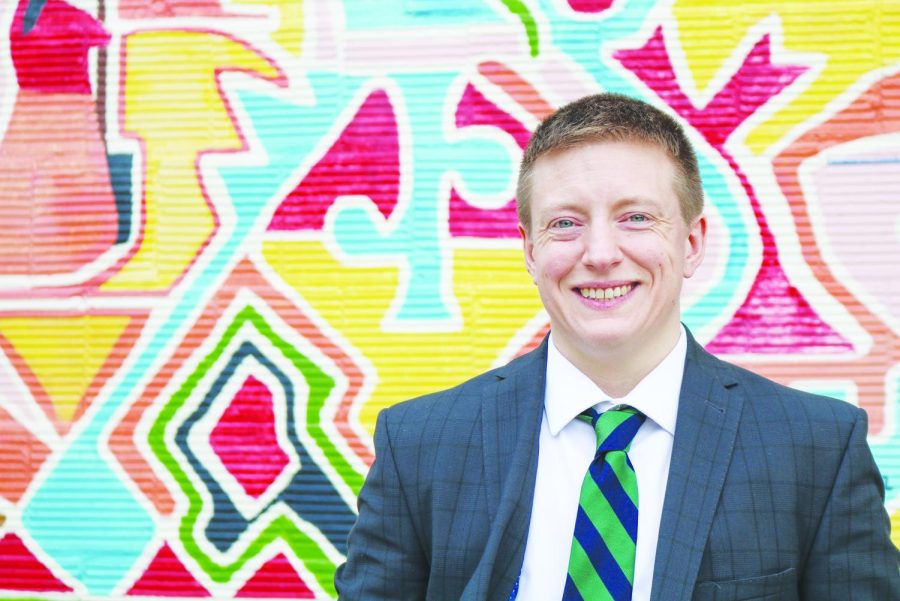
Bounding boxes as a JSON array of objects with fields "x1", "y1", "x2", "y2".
[{"x1": 563, "y1": 406, "x2": 645, "y2": 601}]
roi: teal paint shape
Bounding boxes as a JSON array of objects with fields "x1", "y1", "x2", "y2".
[
  {"x1": 331, "y1": 71, "x2": 516, "y2": 325},
  {"x1": 681, "y1": 152, "x2": 751, "y2": 333},
  {"x1": 22, "y1": 448, "x2": 155, "y2": 594},
  {"x1": 22, "y1": 73, "x2": 358, "y2": 595},
  {"x1": 342, "y1": 0, "x2": 504, "y2": 31},
  {"x1": 790, "y1": 383, "x2": 852, "y2": 403},
  {"x1": 221, "y1": 72, "x2": 367, "y2": 209}
]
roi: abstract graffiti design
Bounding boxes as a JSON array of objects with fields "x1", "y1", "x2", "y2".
[{"x1": 0, "y1": 0, "x2": 898, "y2": 598}]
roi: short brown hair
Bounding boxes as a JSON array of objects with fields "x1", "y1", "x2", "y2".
[{"x1": 516, "y1": 93, "x2": 703, "y2": 231}]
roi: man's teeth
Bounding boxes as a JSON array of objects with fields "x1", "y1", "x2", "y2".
[{"x1": 579, "y1": 284, "x2": 633, "y2": 300}]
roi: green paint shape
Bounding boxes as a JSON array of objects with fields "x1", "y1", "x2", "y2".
[{"x1": 148, "y1": 305, "x2": 365, "y2": 597}]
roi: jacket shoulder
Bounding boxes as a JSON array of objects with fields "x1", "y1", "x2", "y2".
[{"x1": 694, "y1": 343, "x2": 865, "y2": 439}]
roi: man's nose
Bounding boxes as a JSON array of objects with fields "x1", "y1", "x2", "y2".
[{"x1": 581, "y1": 224, "x2": 624, "y2": 270}]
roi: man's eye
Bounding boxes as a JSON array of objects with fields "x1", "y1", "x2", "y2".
[
  {"x1": 552, "y1": 219, "x2": 576, "y2": 229},
  {"x1": 627, "y1": 214, "x2": 649, "y2": 223}
]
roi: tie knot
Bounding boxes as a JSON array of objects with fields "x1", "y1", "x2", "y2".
[{"x1": 579, "y1": 406, "x2": 645, "y2": 452}]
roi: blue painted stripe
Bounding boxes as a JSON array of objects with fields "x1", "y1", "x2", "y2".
[{"x1": 829, "y1": 157, "x2": 900, "y2": 165}]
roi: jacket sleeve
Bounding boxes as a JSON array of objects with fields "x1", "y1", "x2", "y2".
[
  {"x1": 334, "y1": 409, "x2": 428, "y2": 600},
  {"x1": 800, "y1": 408, "x2": 900, "y2": 599}
]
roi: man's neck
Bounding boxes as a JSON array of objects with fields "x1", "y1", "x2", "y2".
[{"x1": 553, "y1": 326, "x2": 682, "y2": 399}]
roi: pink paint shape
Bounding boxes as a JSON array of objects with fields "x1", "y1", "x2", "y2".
[
  {"x1": 269, "y1": 89, "x2": 400, "y2": 231},
  {"x1": 567, "y1": 0, "x2": 614, "y2": 13},
  {"x1": 2, "y1": 0, "x2": 118, "y2": 276},
  {"x1": 11, "y1": 0, "x2": 110, "y2": 95},
  {"x1": 236, "y1": 553, "x2": 315, "y2": 598},
  {"x1": 811, "y1": 152, "x2": 900, "y2": 325},
  {"x1": 0, "y1": 533, "x2": 71, "y2": 592},
  {"x1": 209, "y1": 375, "x2": 290, "y2": 499},
  {"x1": 616, "y1": 27, "x2": 851, "y2": 353},
  {"x1": 449, "y1": 83, "x2": 530, "y2": 238},
  {"x1": 0, "y1": 92, "x2": 120, "y2": 275},
  {"x1": 127, "y1": 543, "x2": 210, "y2": 597},
  {"x1": 119, "y1": 0, "x2": 233, "y2": 19}
]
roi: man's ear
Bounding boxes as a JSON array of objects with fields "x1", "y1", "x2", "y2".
[
  {"x1": 683, "y1": 214, "x2": 707, "y2": 278},
  {"x1": 519, "y1": 223, "x2": 537, "y2": 284}
]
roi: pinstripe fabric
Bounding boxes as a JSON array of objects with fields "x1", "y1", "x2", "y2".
[
  {"x1": 564, "y1": 408, "x2": 645, "y2": 601},
  {"x1": 335, "y1": 332, "x2": 900, "y2": 601}
]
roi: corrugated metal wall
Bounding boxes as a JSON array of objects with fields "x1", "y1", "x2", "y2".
[{"x1": 0, "y1": 0, "x2": 898, "y2": 598}]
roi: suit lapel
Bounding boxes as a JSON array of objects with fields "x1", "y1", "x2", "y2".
[
  {"x1": 650, "y1": 333, "x2": 743, "y2": 601},
  {"x1": 477, "y1": 339, "x2": 547, "y2": 599}
]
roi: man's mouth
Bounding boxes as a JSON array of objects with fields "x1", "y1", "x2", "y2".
[{"x1": 578, "y1": 283, "x2": 634, "y2": 300}]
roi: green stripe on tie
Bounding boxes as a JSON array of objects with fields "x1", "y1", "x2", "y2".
[{"x1": 563, "y1": 407, "x2": 645, "y2": 601}]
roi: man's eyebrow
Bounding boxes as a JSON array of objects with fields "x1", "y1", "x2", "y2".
[
  {"x1": 535, "y1": 200, "x2": 587, "y2": 215},
  {"x1": 611, "y1": 196, "x2": 664, "y2": 211}
]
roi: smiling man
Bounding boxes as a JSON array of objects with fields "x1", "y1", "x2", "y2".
[{"x1": 335, "y1": 94, "x2": 899, "y2": 601}]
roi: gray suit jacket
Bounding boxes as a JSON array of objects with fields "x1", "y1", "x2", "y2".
[{"x1": 335, "y1": 333, "x2": 900, "y2": 600}]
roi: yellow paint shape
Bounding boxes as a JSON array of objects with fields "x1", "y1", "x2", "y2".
[
  {"x1": 0, "y1": 315, "x2": 132, "y2": 423},
  {"x1": 263, "y1": 240, "x2": 543, "y2": 433},
  {"x1": 105, "y1": 31, "x2": 281, "y2": 291},
  {"x1": 893, "y1": 506, "x2": 900, "y2": 548},
  {"x1": 673, "y1": 0, "x2": 900, "y2": 153},
  {"x1": 231, "y1": 0, "x2": 305, "y2": 55}
]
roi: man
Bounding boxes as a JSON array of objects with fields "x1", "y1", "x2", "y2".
[{"x1": 334, "y1": 93, "x2": 900, "y2": 600}]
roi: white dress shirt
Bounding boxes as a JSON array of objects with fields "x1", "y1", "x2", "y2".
[{"x1": 515, "y1": 328, "x2": 687, "y2": 601}]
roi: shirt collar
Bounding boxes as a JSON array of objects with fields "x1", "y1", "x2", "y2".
[{"x1": 544, "y1": 326, "x2": 687, "y2": 437}]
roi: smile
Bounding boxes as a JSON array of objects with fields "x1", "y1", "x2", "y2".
[{"x1": 578, "y1": 284, "x2": 634, "y2": 300}]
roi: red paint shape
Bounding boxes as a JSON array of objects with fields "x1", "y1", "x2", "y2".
[
  {"x1": 11, "y1": 0, "x2": 110, "y2": 94},
  {"x1": 449, "y1": 83, "x2": 530, "y2": 238},
  {"x1": 209, "y1": 375, "x2": 290, "y2": 499},
  {"x1": 0, "y1": 533, "x2": 71, "y2": 592},
  {"x1": 706, "y1": 262, "x2": 852, "y2": 354},
  {"x1": 127, "y1": 543, "x2": 210, "y2": 597},
  {"x1": 0, "y1": 406, "x2": 51, "y2": 503},
  {"x1": 615, "y1": 28, "x2": 806, "y2": 147},
  {"x1": 617, "y1": 27, "x2": 850, "y2": 353},
  {"x1": 567, "y1": 0, "x2": 614, "y2": 13},
  {"x1": 269, "y1": 89, "x2": 400, "y2": 231},
  {"x1": 236, "y1": 553, "x2": 315, "y2": 598}
]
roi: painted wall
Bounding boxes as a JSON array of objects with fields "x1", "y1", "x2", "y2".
[{"x1": 1, "y1": 0, "x2": 898, "y2": 597}]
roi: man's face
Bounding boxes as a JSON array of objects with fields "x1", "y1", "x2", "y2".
[{"x1": 520, "y1": 140, "x2": 706, "y2": 368}]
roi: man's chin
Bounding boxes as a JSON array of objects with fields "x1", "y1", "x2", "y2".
[{"x1": 559, "y1": 329, "x2": 638, "y2": 359}]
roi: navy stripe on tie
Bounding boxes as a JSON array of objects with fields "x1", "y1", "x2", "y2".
[
  {"x1": 572, "y1": 506, "x2": 634, "y2": 596},
  {"x1": 589, "y1": 460, "x2": 639, "y2": 541},
  {"x1": 562, "y1": 574, "x2": 586, "y2": 600},
  {"x1": 598, "y1": 414, "x2": 643, "y2": 453}
]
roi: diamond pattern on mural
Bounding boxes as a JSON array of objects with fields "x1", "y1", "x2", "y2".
[
  {"x1": 146, "y1": 301, "x2": 356, "y2": 597},
  {"x1": 209, "y1": 374, "x2": 290, "y2": 500}
]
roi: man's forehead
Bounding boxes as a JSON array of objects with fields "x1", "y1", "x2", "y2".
[
  {"x1": 529, "y1": 141, "x2": 678, "y2": 190},
  {"x1": 532, "y1": 137, "x2": 674, "y2": 166}
]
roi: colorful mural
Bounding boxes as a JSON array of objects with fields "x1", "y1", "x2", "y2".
[{"x1": 0, "y1": 0, "x2": 898, "y2": 598}]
